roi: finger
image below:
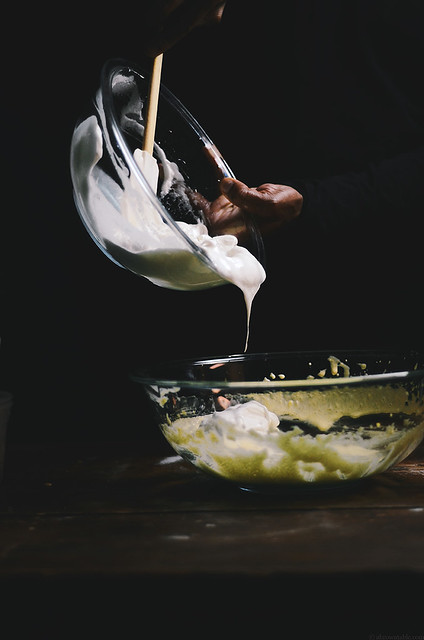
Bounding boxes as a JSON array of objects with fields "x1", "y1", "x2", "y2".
[
  {"x1": 204, "y1": 1, "x2": 226, "y2": 25},
  {"x1": 220, "y1": 178, "x2": 266, "y2": 215}
]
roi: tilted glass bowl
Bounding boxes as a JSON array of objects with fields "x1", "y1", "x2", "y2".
[
  {"x1": 70, "y1": 58, "x2": 264, "y2": 290},
  {"x1": 132, "y1": 349, "x2": 424, "y2": 492}
]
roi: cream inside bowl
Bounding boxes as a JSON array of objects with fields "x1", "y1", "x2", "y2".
[{"x1": 132, "y1": 350, "x2": 424, "y2": 492}]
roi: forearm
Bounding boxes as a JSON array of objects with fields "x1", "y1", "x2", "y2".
[{"x1": 292, "y1": 145, "x2": 424, "y2": 237}]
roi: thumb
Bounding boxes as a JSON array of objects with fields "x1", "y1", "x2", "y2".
[{"x1": 220, "y1": 178, "x2": 263, "y2": 213}]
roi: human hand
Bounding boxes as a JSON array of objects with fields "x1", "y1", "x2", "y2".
[
  {"x1": 142, "y1": 1, "x2": 226, "y2": 57},
  {"x1": 204, "y1": 177, "x2": 303, "y2": 238}
]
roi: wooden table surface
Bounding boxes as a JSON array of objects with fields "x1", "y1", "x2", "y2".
[{"x1": 1, "y1": 437, "x2": 424, "y2": 637}]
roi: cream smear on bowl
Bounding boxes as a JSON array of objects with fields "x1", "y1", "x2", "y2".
[{"x1": 70, "y1": 106, "x2": 265, "y2": 350}]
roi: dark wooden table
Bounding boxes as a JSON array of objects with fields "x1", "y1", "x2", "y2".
[{"x1": 1, "y1": 437, "x2": 424, "y2": 638}]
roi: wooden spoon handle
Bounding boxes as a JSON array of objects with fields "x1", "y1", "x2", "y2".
[{"x1": 143, "y1": 54, "x2": 163, "y2": 155}]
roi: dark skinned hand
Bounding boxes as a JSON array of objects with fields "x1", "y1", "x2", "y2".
[{"x1": 203, "y1": 177, "x2": 303, "y2": 240}]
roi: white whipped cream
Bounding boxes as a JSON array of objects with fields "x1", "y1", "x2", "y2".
[
  {"x1": 70, "y1": 106, "x2": 265, "y2": 350},
  {"x1": 200, "y1": 400, "x2": 280, "y2": 435}
]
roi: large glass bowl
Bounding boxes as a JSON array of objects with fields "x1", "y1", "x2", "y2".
[
  {"x1": 70, "y1": 58, "x2": 264, "y2": 290},
  {"x1": 132, "y1": 350, "x2": 424, "y2": 492}
]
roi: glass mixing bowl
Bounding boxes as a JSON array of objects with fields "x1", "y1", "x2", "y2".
[
  {"x1": 132, "y1": 349, "x2": 424, "y2": 492},
  {"x1": 70, "y1": 58, "x2": 264, "y2": 290}
]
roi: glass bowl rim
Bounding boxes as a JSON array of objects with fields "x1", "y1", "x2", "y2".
[
  {"x1": 99, "y1": 57, "x2": 235, "y2": 276},
  {"x1": 130, "y1": 348, "x2": 424, "y2": 390}
]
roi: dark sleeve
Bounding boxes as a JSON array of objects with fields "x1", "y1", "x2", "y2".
[{"x1": 291, "y1": 145, "x2": 424, "y2": 238}]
